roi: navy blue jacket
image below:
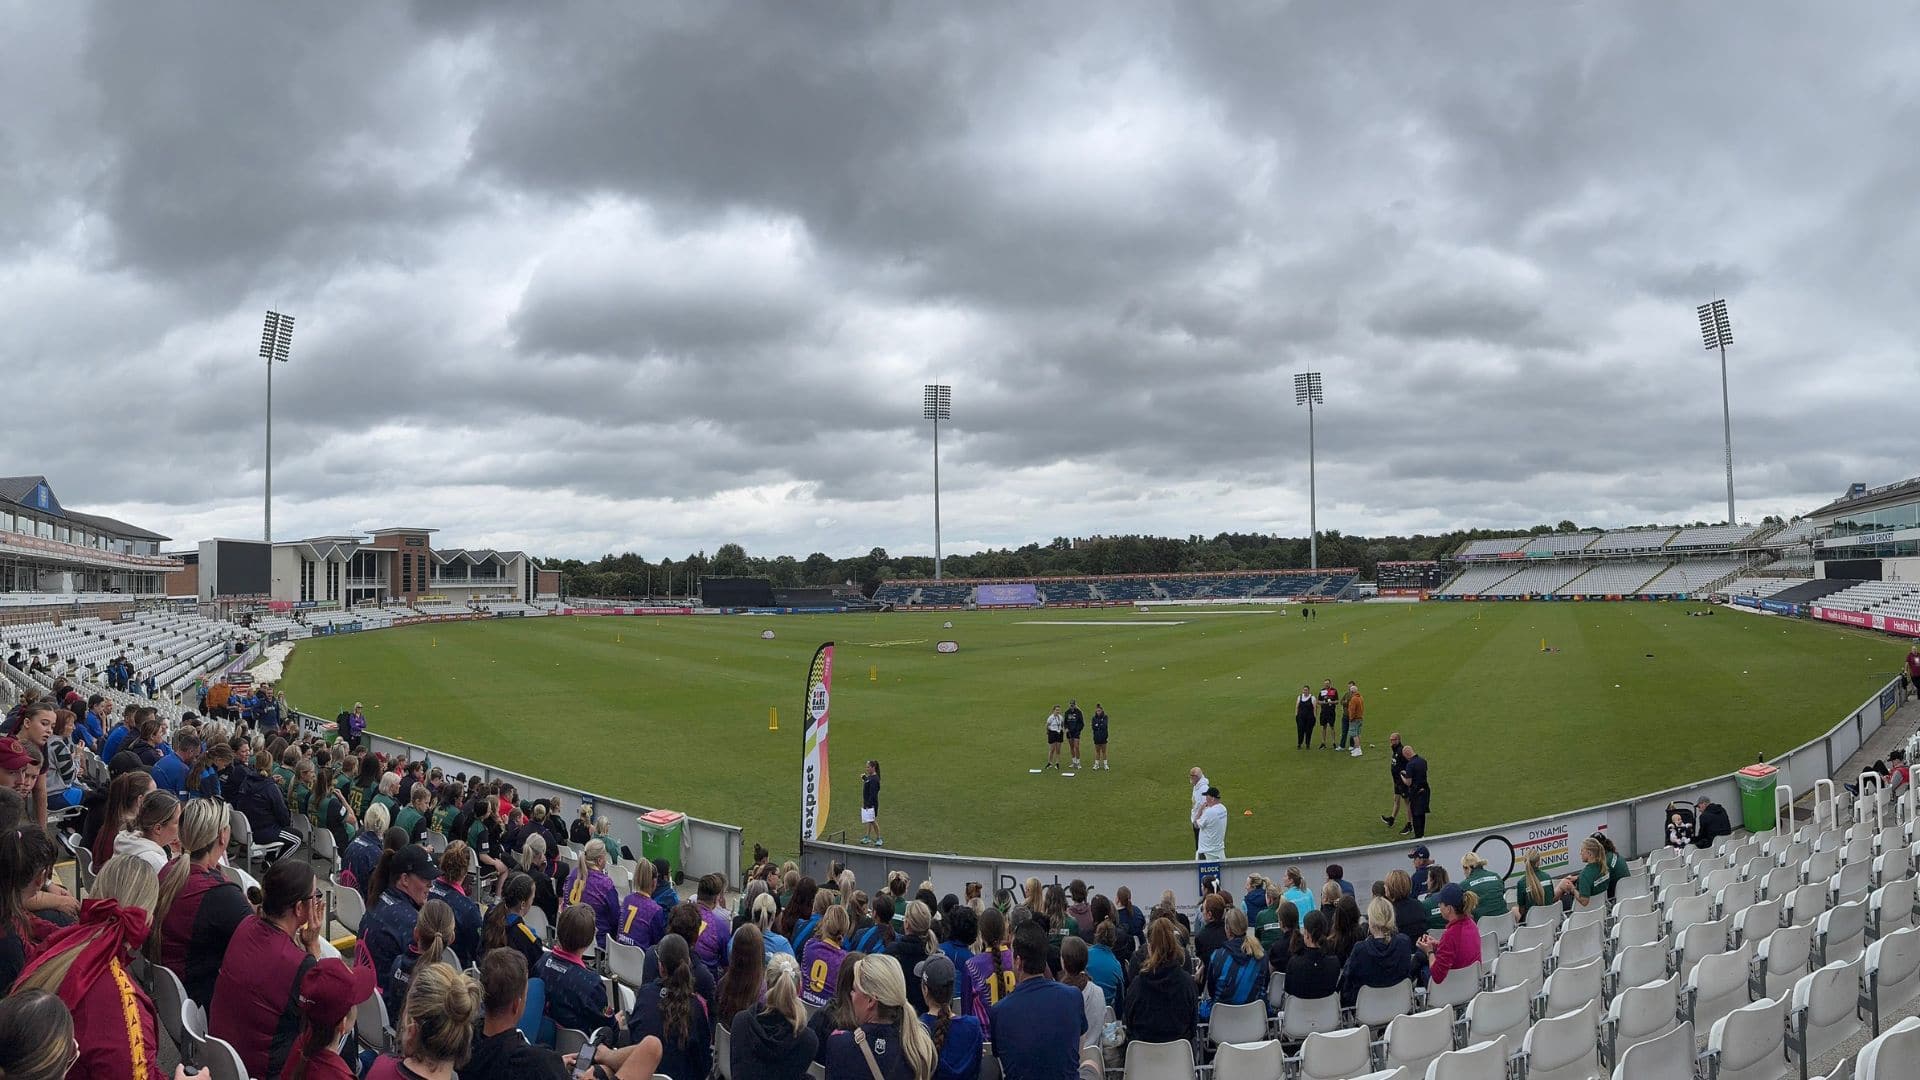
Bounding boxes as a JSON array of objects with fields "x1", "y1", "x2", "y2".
[
  {"x1": 360, "y1": 887, "x2": 422, "y2": 1001},
  {"x1": 428, "y1": 879, "x2": 485, "y2": 968},
  {"x1": 989, "y1": 976, "x2": 1086, "y2": 1080},
  {"x1": 534, "y1": 950, "x2": 610, "y2": 1035}
]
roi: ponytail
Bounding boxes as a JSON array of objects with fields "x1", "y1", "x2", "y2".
[
  {"x1": 656, "y1": 934, "x2": 696, "y2": 1045},
  {"x1": 484, "y1": 873, "x2": 534, "y2": 950}
]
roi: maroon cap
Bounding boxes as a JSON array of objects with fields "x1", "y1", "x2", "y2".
[
  {"x1": 298, "y1": 957, "x2": 375, "y2": 1031},
  {"x1": 0, "y1": 737, "x2": 29, "y2": 772}
]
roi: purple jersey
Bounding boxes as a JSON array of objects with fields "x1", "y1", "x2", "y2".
[
  {"x1": 563, "y1": 867, "x2": 623, "y2": 947},
  {"x1": 963, "y1": 947, "x2": 1017, "y2": 1025},
  {"x1": 695, "y1": 903, "x2": 730, "y2": 970},
  {"x1": 800, "y1": 936, "x2": 846, "y2": 1009},
  {"x1": 616, "y1": 891, "x2": 664, "y2": 950}
]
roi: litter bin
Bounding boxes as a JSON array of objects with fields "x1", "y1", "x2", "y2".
[
  {"x1": 638, "y1": 809, "x2": 686, "y2": 880},
  {"x1": 1736, "y1": 764, "x2": 1779, "y2": 833}
]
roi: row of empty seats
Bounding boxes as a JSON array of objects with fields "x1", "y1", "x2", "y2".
[
  {"x1": 1455, "y1": 524, "x2": 1771, "y2": 562},
  {"x1": 1813, "y1": 580, "x2": 1920, "y2": 619},
  {"x1": 1437, "y1": 558, "x2": 1753, "y2": 598},
  {"x1": 873, "y1": 571, "x2": 1357, "y2": 607}
]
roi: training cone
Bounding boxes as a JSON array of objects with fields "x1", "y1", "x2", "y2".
[{"x1": 1243, "y1": 809, "x2": 1254, "y2": 816}]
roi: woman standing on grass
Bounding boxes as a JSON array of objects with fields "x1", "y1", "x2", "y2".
[{"x1": 861, "y1": 760, "x2": 883, "y2": 847}]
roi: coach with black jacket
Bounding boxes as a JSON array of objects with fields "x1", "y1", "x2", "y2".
[{"x1": 1692, "y1": 798, "x2": 1732, "y2": 849}]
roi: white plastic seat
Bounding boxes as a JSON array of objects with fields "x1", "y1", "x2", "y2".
[
  {"x1": 1212, "y1": 1039, "x2": 1285, "y2": 1080},
  {"x1": 1783, "y1": 882, "x2": 1828, "y2": 926},
  {"x1": 1854, "y1": 1015, "x2": 1920, "y2": 1080},
  {"x1": 606, "y1": 938, "x2": 649, "y2": 989},
  {"x1": 355, "y1": 989, "x2": 393, "y2": 1055},
  {"x1": 1381, "y1": 1007, "x2": 1454, "y2": 1079},
  {"x1": 1293, "y1": 1027, "x2": 1371, "y2": 1080},
  {"x1": 1478, "y1": 929, "x2": 1497, "y2": 964},
  {"x1": 1610, "y1": 912, "x2": 1660, "y2": 953},
  {"x1": 1605, "y1": 972, "x2": 1679, "y2": 1064},
  {"x1": 1493, "y1": 944, "x2": 1545, "y2": 1002},
  {"x1": 1788, "y1": 956, "x2": 1865, "y2": 1068},
  {"x1": 1520, "y1": 997, "x2": 1606, "y2": 1080},
  {"x1": 1522, "y1": 904, "x2": 1561, "y2": 930},
  {"x1": 1509, "y1": 921, "x2": 1555, "y2": 955},
  {"x1": 1609, "y1": 1020, "x2": 1695, "y2": 1080},
  {"x1": 1611, "y1": 893, "x2": 1655, "y2": 920},
  {"x1": 1207, "y1": 1000, "x2": 1268, "y2": 1047},
  {"x1": 1673, "y1": 915, "x2": 1731, "y2": 981},
  {"x1": 1462, "y1": 983, "x2": 1529, "y2": 1051},
  {"x1": 1424, "y1": 1035, "x2": 1507, "y2": 1080},
  {"x1": 1684, "y1": 939, "x2": 1754, "y2": 1039},
  {"x1": 1425, "y1": 960, "x2": 1481, "y2": 1013},
  {"x1": 1555, "y1": 919, "x2": 1604, "y2": 971},
  {"x1": 1816, "y1": 899, "x2": 1867, "y2": 965},
  {"x1": 1706, "y1": 995, "x2": 1789, "y2": 1080},
  {"x1": 1609, "y1": 940, "x2": 1669, "y2": 998},
  {"x1": 1756, "y1": 921, "x2": 1815, "y2": 999},
  {"x1": 1734, "y1": 897, "x2": 1783, "y2": 949},
  {"x1": 1701, "y1": 866, "x2": 1740, "y2": 895},
  {"x1": 202, "y1": 1035, "x2": 248, "y2": 1080},
  {"x1": 1539, "y1": 957, "x2": 1604, "y2": 1019},
  {"x1": 1120, "y1": 1038, "x2": 1194, "y2": 1080},
  {"x1": 329, "y1": 875, "x2": 365, "y2": 937},
  {"x1": 1666, "y1": 892, "x2": 1714, "y2": 937},
  {"x1": 1864, "y1": 925, "x2": 1920, "y2": 1033},
  {"x1": 1278, "y1": 992, "x2": 1342, "y2": 1041},
  {"x1": 1478, "y1": 910, "x2": 1515, "y2": 948},
  {"x1": 1717, "y1": 878, "x2": 1759, "y2": 922},
  {"x1": 1834, "y1": 860, "x2": 1873, "y2": 906},
  {"x1": 1353, "y1": 979, "x2": 1415, "y2": 1029},
  {"x1": 1870, "y1": 876, "x2": 1915, "y2": 939},
  {"x1": 1760, "y1": 865, "x2": 1797, "y2": 902},
  {"x1": 1802, "y1": 848, "x2": 1839, "y2": 882}
]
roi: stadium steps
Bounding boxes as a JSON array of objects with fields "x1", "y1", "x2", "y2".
[{"x1": 1765, "y1": 579, "x2": 1861, "y2": 606}]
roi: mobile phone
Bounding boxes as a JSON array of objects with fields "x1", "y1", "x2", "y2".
[{"x1": 572, "y1": 1033, "x2": 600, "y2": 1079}]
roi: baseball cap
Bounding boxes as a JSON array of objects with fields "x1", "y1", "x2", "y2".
[
  {"x1": 1203, "y1": 786, "x2": 1221, "y2": 798},
  {"x1": 392, "y1": 844, "x2": 439, "y2": 881},
  {"x1": 915, "y1": 954, "x2": 956, "y2": 993},
  {"x1": 109, "y1": 751, "x2": 148, "y2": 778},
  {"x1": 1436, "y1": 883, "x2": 1466, "y2": 910},
  {"x1": 1408, "y1": 845, "x2": 1430, "y2": 860},
  {"x1": 297, "y1": 957, "x2": 375, "y2": 1031},
  {"x1": 0, "y1": 737, "x2": 29, "y2": 772}
]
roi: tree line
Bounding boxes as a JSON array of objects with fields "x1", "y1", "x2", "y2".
[{"x1": 537, "y1": 514, "x2": 1788, "y2": 598}]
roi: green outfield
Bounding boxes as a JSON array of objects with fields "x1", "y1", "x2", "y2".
[{"x1": 276, "y1": 603, "x2": 1898, "y2": 863}]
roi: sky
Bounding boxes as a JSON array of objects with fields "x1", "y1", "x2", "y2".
[{"x1": 5, "y1": 2, "x2": 1917, "y2": 562}]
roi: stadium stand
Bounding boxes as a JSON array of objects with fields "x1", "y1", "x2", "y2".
[
  {"x1": 1722, "y1": 576, "x2": 1815, "y2": 599},
  {"x1": 1520, "y1": 532, "x2": 1601, "y2": 556},
  {"x1": 1810, "y1": 580, "x2": 1920, "y2": 615},
  {"x1": 1456, "y1": 536, "x2": 1529, "y2": 559},
  {"x1": 1667, "y1": 523, "x2": 1766, "y2": 549},
  {"x1": 1436, "y1": 564, "x2": 1522, "y2": 595},
  {"x1": 1764, "y1": 518, "x2": 1820, "y2": 548},
  {"x1": 1766, "y1": 579, "x2": 1865, "y2": 606},
  {"x1": 1479, "y1": 561, "x2": 1592, "y2": 596},
  {"x1": 1634, "y1": 558, "x2": 1749, "y2": 595},
  {"x1": 873, "y1": 569, "x2": 1356, "y2": 608},
  {"x1": 1588, "y1": 527, "x2": 1679, "y2": 554},
  {"x1": 1560, "y1": 561, "x2": 1665, "y2": 596}
]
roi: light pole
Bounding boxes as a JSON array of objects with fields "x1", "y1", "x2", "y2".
[
  {"x1": 259, "y1": 311, "x2": 295, "y2": 542},
  {"x1": 1696, "y1": 299, "x2": 1735, "y2": 525},
  {"x1": 1295, "y1": 372, "x2": 1324, "y2": 570},
  {"x1": 923, "y1": 384, "x2": 951, "y2": 580}
]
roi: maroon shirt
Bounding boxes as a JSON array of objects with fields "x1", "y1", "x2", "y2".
[
  {"x1": 208, "y1": 915, "x2": 314, "y2": 1080},
  {"x1": 159, "y1": 866, "x2": 251, "y2": 1008}
]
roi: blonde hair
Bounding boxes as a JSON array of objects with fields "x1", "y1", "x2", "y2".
[
  {"x1": 752, "y1": 891, "x2": 780, "y2": 929},
  {"x1": 1224, "y1": 906, "x2": 1264, "y2": 959},
  {"x1": 1579, "y1": 837, "x2": 1605, "y2": 865},
  {"x1": 764, "y1": 953, "x2": 806, "y2": 1033},
  {"x1": 853, "y1": 954, "x2": 937, "y2": 1080},
  {"x1": 569, "y1": 839, "x2": 606, "y2": 905},
  {"x1": 151, "y1": 798, "x2": 232, "y2": 960},
  {"x1": 414, "y1": 899, "x2": 457, "y2": 969},
  {"x1": 19, "y1": 855, "x2": 159, "y2": 995},
  {"x1": 821, "y1": 904, "x2": 851, "y2": 945},
  {"x1": 396, "y1": 962, "x2": 478, "y2": 1065},
  {"x1": 1367, "y1": 897, "x2": 1396, "y2": 937},
  {"x1": 903, "y1": 900, "x2": 938, "y2": 954},
  {"x1": 1461, "y1": 852, "x2": 1488, "y2": 873},
  {"x1": 518, "y1": 831, "x2": 547, "y2": 872},
  {"x1": 1319, "y1": 880, "x2": 1342, "y2": 907},
  {"x1": 362, "y1": 802, "x2": 391, "y2": 835},
  {"x1": 1523, "y1": 851, "x2": 1548, "y2": 906},
  {"x1": 1284, "y1": 866, "x2": 1306, "y2": 890}
]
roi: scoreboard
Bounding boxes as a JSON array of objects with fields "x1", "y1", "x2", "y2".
[{"x1": 1378, "y1": 560, "x2": 1451, "y2": 595}]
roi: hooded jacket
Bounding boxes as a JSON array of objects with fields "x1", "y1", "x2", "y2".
[
  {"x1": 1340, "y1": 933, "x2": 1417, "y2": 1006},
  {"x1": 1120, "y1": 962, "x2": 1198, "y2": 1044},
  {"x1": 730, "y1": 1003, "x2": 820, "y2": 1080}
]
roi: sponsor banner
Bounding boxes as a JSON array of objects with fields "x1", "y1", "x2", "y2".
[
  {"x1": 1732, "y1": 595, "x2": 1762, "y2": 609},
  {"x1": 293, "y1": 600, "x2": 320, "y2": 610},
  {"x1": 1758, "y1": 599, "x2": 1804, "y2": 616},
  {"x1": 1813, "y1": 606, "x2": 1873, "y2": 629},
  {"x1": 314, "y1": 622, "x2": 362, "y2": 635},
  {"x1": 976, "y1": 582, "x2": 1039, "y2": 606},
  {"x1": 391, "y1": 613, "x2": 490, "y2": 627},
  {"x1": 493, "y1": 609, "x2": 525, "y2": 618},
  {"x1": 800, "y1": 643, "x2": 834, "y2": 841},
  {"x1": 1884, "y1": 686, "x2": 1900, "y2": 722},
  {"x1": 1887, "y1": 615, "x2": 1920, "y2": 637},
  {"x1": 1378, "y1": 587, "x2": 1428, "y2": 597},
  {"x1": 227, "y1": 672, "x2": 254, "y2": 687},
  {"x1": 561, "y1": 606, "x2": 695, "y2": 616},
  {"x1": 936, "y1": 640, "x2": 959, "y2": 653}
]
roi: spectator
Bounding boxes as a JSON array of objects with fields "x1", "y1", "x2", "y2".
[
  {"x1": 393, "y1": 784, "x2": 432, "y2": 844},
  {"x1": 853, "y1": 893, "x2": 896, "y2": 954},
  {"x1": 777, "y1": 876, "x2": 819, "y2": 942},
  {"x1": 1418, "y1": 867, "x2": 1451, "y2": 932},
  {"x1": 1407, "y1": 844, "x2": 1434, "y2": 897},
  {"x1": 1400, "y1": 742, "x2": 1432, "y2": 838},
  {"x1": 616, "y1": 857, "x2": 667, "y2": 949},
  {"x1": 279, "y1": 957, "x2": 376, "y2": 1080},
  {"x1": 481, "y1": 872, "x2": 545, "y2": 971},
  {"x1": 1122, "y1": 918, "x2": 1198, "y2": 1044},
  {"x1": 801, "y1": 904, "x2": 852, "y2": 1009},
  {"x1": 0, "y1": 818, "x2": 60, "y2": 989},
  {"x1": 716, "y1": 922, "x2": 768, "y2": 1024},
  {"x1": 1458, "y1": 852, "x2": 1510, "y2": 918},
  {"x1": 342, "y1": 802, "x2": 390, "y2": 895},
  {"x1": 360, "y1": 844, "x2": 438, "y2": 1000},
  {"x1": 1084, "y1": 922, "x2": 1124, "y2": 1007},
  {"x1": 562, "y1": 839, "x2": 623, "y2": 949},
  {"x1": 818, "y1": 953, "x2": 937, "y2": 1079},
  {"x1": 1325, "y1": 864, "x2": 1355, "y2": 899},
  {"x1": 518, "y1": 832, "x2": 560, "y2": 926},
  {"x1": 887, "y1": 900, "x2": 938, "y2": 1012},
  {"x1": 1512, "y1": 850, "x2": 1554, "y2": 922},
  {"x1": 428, "y1": 841, "x2": 484, "y2": 967},
  {"x1": 114, "y1": 789, "x2": 181, "y2": 874},
  {"x1": 692, "y1": 872, "x2": 733, "y2": 971},
  {"x1": 727, "y1": 950, "x2": 817, "y2": 1077},
  {"x1": 965, "y1": 907, "x2": 1016, "y2": 1024},
  {"x1": 1201, "y1": 909, "x2": 1268, "y2": 1020},
  {"x1": 1260, "y1": 898, "x2": 1299, "y2": 969},
  {"x1": 1056, "y1": 937, "x2": 1104, "y2": 1051},
  {"x1": 364, "y1": 961, "x2": 478, "y2": 1080},
  {"x1": 1556, "y1": 837, "x2": 1627, "y2": 909},
  {"x1": 536, "y1": 904, "x2": 615, "y2": 1036},
  {"x1": 1283, "y1": 910, "x2": 1342, "y2": 1002},
  {"x1": 152, "y1": 798, "x2": 249, "y2": 1008},
  {"x1": 387, "y1": 899, "x2": 456, "y2": 1006},
  {"x1": 1281, "y1": 865, "x2": 1318, "y2": 916},
  {"x1": 807, "y1": 946, "x2": 866, "y2": 1060},
  {"x1": 1324, "y1": 894, "x2": 1361, "y2": 963},
  {"x1": 150, "y1": 730, "x2": 208, "y2": 801},
  {"x1": 754, "y1": 891, "x2": 795, "y2": 957},
  {"x1": 1340, "y1": 898, "x2": 1418, "y2": 1006},
  {"x1": 1064, "y1": 880, "x2": 1092, "y2": 934},
  {"x1": 125, "y1": 716, "x2": 166, "y2": 768},
  {"x1": 88, "y1": 769, "x2": 153, "y2": 872},
  {"x1": 211, "y1": 743, "x2": 299, "y2": 862},
  {"x1": 40, "y1": 709, "x2": 83, "y2": 810},
  {"x1": 939, "y1": 904, "x2": 978, "y2": 1012},
  {"x1": 644, "y1": 902, "x2": 720, "y2": 1002},
  {"x1": 1111, "y1": 886, "x2": 1145, "y2": 946},
  {"x1": 1692, "y1": 797, "x2": 1733, "y2": 849},
  {"x1": 626, "y1": 933, "x2": 713, "y2": 1079},
  {"x1": 1192, "y1": 893, "x2": 1229, "y2": 971},
  {"x1": 209, "y1": 859, "x2": 327, "y2": 1079},
  {"x1": 1416, "y1": 884, "x2": 1482, "y2": 985},
  {"x1": 0, "y1": 989, "x2": 85, "y2": 1080},
  {"x1": 12, "y1": 855, "x2": 171, "y2": 1080},
  {"x1": 464, "y1": 948, "x2": 570, "y2": 1080},
  {"x1": 917, "y1": 953, "x2": 984, "y2": 1080},
  {"x1": 1666, "y1": 810, "x2": 1696, "y2": 850}
]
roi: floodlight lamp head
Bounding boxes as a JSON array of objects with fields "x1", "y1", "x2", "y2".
[
  {"x1": 1293, "y1": 371, "x2": 1323, "y2": 406},
  {"x1": 922, "y1": 383, "x2": 952, "y2": 420},
  {"x1": 1696, "y1": 299, "x2": 1731, "y2": 350},
  {"x1": 260, "y1": 310, "x2": 295, "y2": 363}
]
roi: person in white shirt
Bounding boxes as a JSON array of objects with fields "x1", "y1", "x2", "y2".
[
  {"x1": 1193, "y1": 786, "x2": 1227, "y2": 860},
  {"x1": 1189, "y1": 767, "x2": 1209, "y2": 848},
  {"x1": 1043, "y1": 706, "x2": 1066, "y2": 770}
]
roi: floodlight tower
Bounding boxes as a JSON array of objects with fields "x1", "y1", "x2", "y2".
[
  {"x1": 1295, "y1": 371, "x2": 1324, "y2": 570},
  {"x1": 259, "y1": 311, "x2": 295, "y2": 542},
  {"x1": 924, "y1": 384, "x2": 952, "y2": 580},
  {"x1": 1697, "y1": 299, "x2": 1736, "y2": 525}
]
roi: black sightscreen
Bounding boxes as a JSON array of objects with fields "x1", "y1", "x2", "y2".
[
  {"x1": 215, "y1": 539, "x2": 272, "y2": 596},
  {"x1": 700, "y1": 577, "x2": 775, "y2": 606},
  {"x1": 1824, "y1": 558, "x2": 1883, "y2": 581}
]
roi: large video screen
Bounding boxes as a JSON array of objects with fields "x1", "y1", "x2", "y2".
[
  {"x1": 213, "y1": 539, "x2": 272, "y2": 596},
  {"x1": 976, "y1": 582, "x2": 1038, "y2": 606}
]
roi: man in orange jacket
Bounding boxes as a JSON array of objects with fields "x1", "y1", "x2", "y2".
[{"x1": 1342, "y1": 681, "x2": 1366, "y2": 756}]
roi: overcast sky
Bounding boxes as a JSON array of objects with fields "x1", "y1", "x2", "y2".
[{"x1": 5, "y1": 2, "x2": 1916, "y2": 562}]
